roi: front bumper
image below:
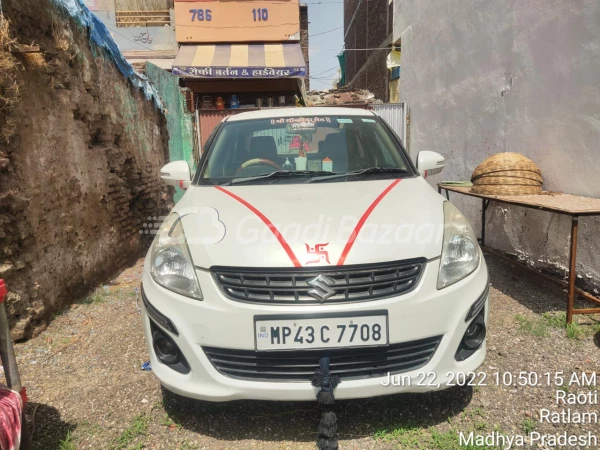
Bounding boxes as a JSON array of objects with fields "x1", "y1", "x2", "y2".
[{"x1": 140, "y1": 257, "x2": 489, "y2": 402}]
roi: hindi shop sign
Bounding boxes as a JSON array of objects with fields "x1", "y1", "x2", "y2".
[{"x1": 171, "y1": 66, "x2": 307, "y2": 78}]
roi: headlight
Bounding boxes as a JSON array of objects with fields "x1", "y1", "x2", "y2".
[
  {"x1": 150, "y1": 213, "x2": 203, "y2": 300},
  {"x1": 437, "y1": 202, "x2": 480, "y2": 289}
]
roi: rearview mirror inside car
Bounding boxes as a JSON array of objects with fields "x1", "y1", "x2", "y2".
[
  {"x1": 160, "y1": 161, "x2": 191, "y2": 189},
  {"x1": 416, "y1": 151, "x2": 446, "y2": 177}
]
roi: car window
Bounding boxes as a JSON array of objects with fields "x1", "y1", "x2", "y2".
[{"x1": 198, "y1": 115, "x2": 413, "y2": 184}]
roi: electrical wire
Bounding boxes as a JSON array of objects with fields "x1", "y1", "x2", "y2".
[
  {"x1": 310, "y1": 72, "x2": 339, "y2": 80},
  {"x1": 305, "y1": 0, "x2": 385, "y2": 3},
  {"x1": 311, "y1": 65, "x2": 339, "y2": 76},
  {"x1": 311, "y1": 79, "x2": 339, "y2": 87},
  {"x1": 106, "y1": 25, "x2": 385, "y2": 58},
  {"x1": 311, "y1": 72, "x2": 339, "y2": 78},
  {"x1": 337, "y1": 47, "x2": 391, "y2": 51},
  {"x1": 302, "y1": 47, "x2": 390, "y2": 51},
  {"x1": 309, "y1": 26, "x2": 342, "y2": 37},
  {"x1": 310, "y1": 73, "x2": 340, "y2": 80}
]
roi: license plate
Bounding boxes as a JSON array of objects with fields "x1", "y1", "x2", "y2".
[{"x1": 255, "y1": 314, "x2": 388, "y2": 351}]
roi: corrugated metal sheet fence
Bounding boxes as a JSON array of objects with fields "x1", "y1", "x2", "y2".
[
  {"x1": 371, "y1": 103, "x2": 408, "y2": 152},
  {"x1": 198, "y1": 110, "x2": 300, "y2": 154},
  {"x1": 198, "y1": 110, "x2": 247, "y2": 148}
]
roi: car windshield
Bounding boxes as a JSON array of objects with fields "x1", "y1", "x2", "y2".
[{"x1": 196, "y1": 114, "x2": 414, "y2": 185}]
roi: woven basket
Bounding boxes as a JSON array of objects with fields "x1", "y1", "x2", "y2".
[
  {"x1": 471, "y1": 152, "x2": 543, "y2": 196},
  {"x1": 473, "y1": 170, "x2": 543, "y2": 183},
  {"x1": 472, "y1": 153, "x2": 541, "y2": 179},
  {"x1": 472, "y1": 184, "x2": 542, "y2": 195},
  {"x1": 473, "y1": 176, "x2": 541, "y2": 186}
]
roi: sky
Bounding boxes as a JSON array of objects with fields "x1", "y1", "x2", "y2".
[{"x1": 305, "y1": 1, "x2": 344, "y2": 91}]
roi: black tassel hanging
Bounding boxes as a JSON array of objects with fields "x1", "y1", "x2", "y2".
[
  {"x1": 316, "y1": 436, "x2": 339, "y2": 450},
  {"x1": 312, "y1": 357, "x2": 340, "y2": 450},
  {"x1": 311, "y1": 357, "x2": 340, "y2": 403},
  {"x1": 317, "y1": 411, "x2": 337, "y2": 437}
]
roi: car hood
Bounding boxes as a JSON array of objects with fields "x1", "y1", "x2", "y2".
[{"x1": 174, "y1": 177, "x2": 445, "y2": 269}]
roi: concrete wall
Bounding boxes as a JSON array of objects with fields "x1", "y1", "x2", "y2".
[
  {"x1": 343, "y1": 0, "x2": 392, "y2": 100},
  {"x1": 394, "y1": 0, "x2": 600, "y2": 288},
  {"x1": 93, "y1": 0, "x2": 177, "y2": 53}
]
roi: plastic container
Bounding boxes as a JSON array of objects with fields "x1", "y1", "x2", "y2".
[
  {"x1": 215, "y1": 97, "x2": 225, "y2": 110},
  {"x1": 230, "y1": 95, "x2": 239, "y2": 109},
  {"x1": 201, "y1": 95, "x2": 212, "y2": 109},
  {"x1": 295, "y1": 156, "x2": 307, "y2": 171},
  {"x1": 322, "y1": 157, "x2": 333, "y2": 172},
  {"x1": 308, "y1": 160, "x2": 321, "y2": 171}
]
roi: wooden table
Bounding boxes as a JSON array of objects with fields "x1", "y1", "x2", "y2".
[{"x1": 438, "y1": 185, "x2": 600, "y2": 323}]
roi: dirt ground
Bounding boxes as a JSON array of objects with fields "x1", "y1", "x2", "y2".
[{"x1": 11, "y1": 252, "x2": 600, "y2": 449}]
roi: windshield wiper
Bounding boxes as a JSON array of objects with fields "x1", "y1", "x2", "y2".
[
  {"x1": 225, "y1": 171, "x2": 338, "y2": 185},
  {"x1": 309, "y1": 167, "x2": 409, "y2": 183}
]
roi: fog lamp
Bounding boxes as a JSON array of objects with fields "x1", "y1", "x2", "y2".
[
  {"x1": 463, "y1": 319, "x2": 486, "y2": 350},
  {"x1": 153, "y1": 330, "x2": 179, "y2": 364},
  {"x1": 455, "y1": 310, "x2": 487, "y2": 361}
]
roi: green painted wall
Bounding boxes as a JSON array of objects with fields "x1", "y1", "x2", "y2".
[{"x1": 146, "y1": 63, "x2": 196, "y2": 202}]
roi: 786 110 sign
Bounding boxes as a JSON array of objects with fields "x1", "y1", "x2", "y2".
[
  {"x1": 188, "y1": 7, "x2": 268, "y2": 22},
  {"x1": 252, "y1": 8, "x2": 268, "y2": 21},
  {"x1": 189, "y1": 8, "x2": 212, "y2": 21}
]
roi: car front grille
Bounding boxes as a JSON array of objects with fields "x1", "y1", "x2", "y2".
[
  {"x1": 202, "y1": 335, "x2": 442, "y2": 382},
  {"x1": 211, "y1": 258, "x2": 426, "y2": 305}
]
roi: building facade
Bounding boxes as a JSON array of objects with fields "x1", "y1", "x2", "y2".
[
  {"x1": 88, "y1": 0, "x2": 309, "y2": 85},
  {"x1": 88, "y1": 0, "x2": 178, "y2": 69},
  {"x1": 342, "y1": 0, "x2": 393, "y2": 101}
]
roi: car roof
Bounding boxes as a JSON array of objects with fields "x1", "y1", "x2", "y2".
[{"x1": 225, "y1": 107, "x2": 376, "y2": 122}]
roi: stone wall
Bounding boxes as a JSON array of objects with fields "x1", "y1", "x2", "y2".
[{"x1": 0, "y1": 0, "x2": 170, "y2": 340}]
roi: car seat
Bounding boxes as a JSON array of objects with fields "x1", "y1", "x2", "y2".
[
  {"x1": 322, "y1": 133, "x2": 349, "y2": 173},
  {"x1": 249, "y1": 136, "x2": 278, "y2": 163}
]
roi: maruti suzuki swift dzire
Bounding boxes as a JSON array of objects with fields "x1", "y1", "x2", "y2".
[{"x1": 141, "y1": 107, "x2": 489, "y2": 401}]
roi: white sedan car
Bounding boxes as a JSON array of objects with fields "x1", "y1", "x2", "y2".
[{"x1": 141, "y1": 107, "x2": 489, "y2": 401}]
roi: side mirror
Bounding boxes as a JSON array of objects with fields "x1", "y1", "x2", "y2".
[
  {"x1": 160, "y1": 161, "x2": 191, "y2": 189},
  {"x1": 416, "y1": 151, "x2": 446, "y2": 177}
]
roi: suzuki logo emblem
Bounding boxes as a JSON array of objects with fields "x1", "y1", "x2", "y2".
[{"x1": 307, "y1": 274, "x2": 336, "y2": 302}]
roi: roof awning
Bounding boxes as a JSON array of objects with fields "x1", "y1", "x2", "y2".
[{"x1": 172, "y1": 43, "x2": 306, "y2": 79}]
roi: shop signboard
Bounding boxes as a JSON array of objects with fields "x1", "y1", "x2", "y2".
[
  {"x1": 174, "y1": 0, "x2": 300, "y2": 43},
  {"x1": 173, "y1": 66, "x2": 306, "y2": 78}
]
